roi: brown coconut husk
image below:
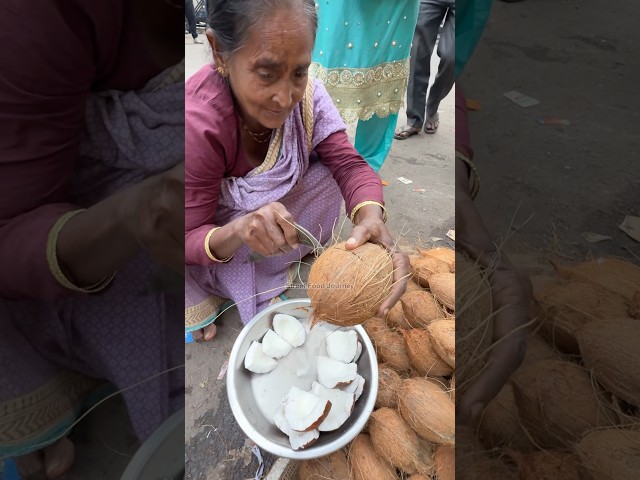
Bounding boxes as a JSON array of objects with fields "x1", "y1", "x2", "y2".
[
  {"x1": 385, "y1": 301, "x2": 413, "y2": 329},
  {"x1": 400, "y1": 290, "x2": 445, "y2": 328},
  {"x1": 576, "y1": 318, "x2": 640, "y2": 406},
  {"x1": 417, "y1": 247, "x2": 455, "y2": 272},
  {"x1": 449, "y1": 375, "x2": 455, "y2": 401},
  {"x1": 397, "y1": 378, "x2": 455, "y2": 445},
  {"x1": 428, "y1": 272, "x2": 455, "y2": 311},
  {"x1": 520, "y1": 334, "x2": 559, "y2": 368},
  {"x1": 535, "y1": 280, "x2": 630, "y2": 354},
  {"x1": 555, "y1": 256, "x2": 640, "y2": 302},
  {"x1": 511, "y1": 359, "x2": 616, "y2": 449},
  {"x1": 405, "y1": 279, "x2": 424, "y2": 293},
  {"x1": 427, "y1": 319, "x2": 455, "y2": 369},
  {"x1": 478, "y1": 383, "x2": 535, "y2": 452},
  {"x1": 298, "y1": 449, "x2": 352, "y2": 480},
  {"x1": 455, "y1": 256, "x2": 493, "y2": 397},
  {"x1": 457, "y1": 458, "x2": 517, "y2": 480},
  {"x1": 308, "y1": 242, "x2": 394, "y2": 326},
  {"x1": 348, "y1": 434, "x2": 396, "y2": 480},
  {"x1": 376, "y1": 364, "x2": 402, "y2": 409},
  {"x1": 363, "y1": 317, "x2": 389, "y2": 337},
  {"x1": 408, "y1": 475, "x2": 430, "y2": 480},
  {"x1": 508, "y1": 450, "x2": 580, "y2": 480},
  {"x1": 403, "y1": 329, "x2": 453, "y2": 377},
  {"x1": 577, "y1": 428, "x2": 640, "y2": 480},
  {"x1": 434, "y1": 444, "x2": 455, "y2": 480},
  {"x1": 368, "y1": 408, "x2": 434, "y2": 475},
  {"x1": 369, "y1": 328, "x2": 412, "y2": 372},
  {"x1": 411, "y1": 256, "x2": 450, "y2": 288},
  {"x1": 456, "y1": 425, "x2": 489, "y2": 473}
]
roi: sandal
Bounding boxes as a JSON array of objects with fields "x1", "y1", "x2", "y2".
[
  {"x1": 393, "y1": 126, "x2": 421, "y2": 140},
  {"x1": 424, "y1": 114, "x2": 439, "y2": 134}
]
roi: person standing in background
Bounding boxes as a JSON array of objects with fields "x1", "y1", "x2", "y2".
[
  {"x1": 311, "y1": 0, "x2": 420, "y2": 172},
  {"x1": 185, "y1": 0, "x2": 203, "y2": 43},
  {"x1": 394, "y1": 0, "x2": 455, "y2": 139}
]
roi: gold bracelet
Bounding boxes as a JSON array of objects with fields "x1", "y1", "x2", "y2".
[
  {"x1": 46, "y1": 209, "x2": 116, "y2": 293},
  {"x1": 204, "y1": 227, "x2": 234, "y2": 263},
  {"x1": 350, "y1": 200, "x2": 388, "y2": 224},
  {"x1": 456, "y1": 151, "x2": 480, "y2": 199}
]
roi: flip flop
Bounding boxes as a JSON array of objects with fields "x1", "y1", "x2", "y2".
[
  {"x1": 393, "y1": 126, "x2": 421, "y2": 140},
  {"x1": 424, "y1": 114, "x2": 439, "y2": 134}
]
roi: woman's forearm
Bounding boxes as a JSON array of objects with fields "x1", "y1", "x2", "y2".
[{"x1": 206, "y1": 216, "x2": 246, "y2": 261}]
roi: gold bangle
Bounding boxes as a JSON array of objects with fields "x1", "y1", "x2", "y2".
[
  {"x1": 456, "y1": 151, "x2": 480, "y2": 199},
  {"x1": 46, "y1": 209, "x2": 116, "y2": 293},
  {"x1": 204, "y1": 227, "x2": 234, "y2": 263},
  {"x1": 350, "y1": 200, "x2": 388, "y2": 224}
]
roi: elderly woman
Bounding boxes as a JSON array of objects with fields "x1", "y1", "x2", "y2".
[
  {"x1": 185, "y1": 0, "x2": 410, "y2": 340},
  {"x1": 0, "y1": 1, "x2": 185, "y2": 477}
]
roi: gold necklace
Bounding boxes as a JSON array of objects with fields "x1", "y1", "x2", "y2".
[{"x1": 240, "y1": 117, "x2": 273, "y2": 143}]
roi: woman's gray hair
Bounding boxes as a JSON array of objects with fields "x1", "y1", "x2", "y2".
[{"x1": 207, "y1": 0, "x2": 318, "y2": 61}]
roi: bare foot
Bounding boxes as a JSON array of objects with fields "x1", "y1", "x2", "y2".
[
  {"x1": 191, "y1": 322, "x2": 217, "y2": 341},
  {"x1": 15, "y1": 437, "x2": 75, "y2": 479}
]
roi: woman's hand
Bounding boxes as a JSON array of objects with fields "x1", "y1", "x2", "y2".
[
  {"x1": 346, "y1": 204, "x2": 410, "y2": 318},
  {"x1": 239, "y1": 202, "x2": 300, "y2": 257},
  {"x1": 456, "y1": 157, "x2": 534, "y2": 425},
  {"x1": 127, "y1": 162, "x2": 186, "y2": 276}
]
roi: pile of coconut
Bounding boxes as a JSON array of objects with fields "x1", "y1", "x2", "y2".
[
  {"x1": 455, "y1": 255, "x2": 640, "y2": 480},
  {"x1": 298, "y1": 243, "x2": 456, "y2": 479}
]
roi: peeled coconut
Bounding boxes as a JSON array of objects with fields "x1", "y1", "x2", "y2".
[
  {"x1": 340, "y1": 374, "x2": 365, "y2": 401},
  {"x1": 401, "y1": 290, "x2": 444, "y2": 328},
  {"x1": 536, "y1": 281, "x2": 630, "y2": 353},
  {"x1": 376, "y1": 364, "x2": 402, "y2": 409},
  {"x1": 298, "y1": 449, "x2": 351, "y2": 480},
  {"x1": 577, "y1": 428, "x2": 640, "y2": 480},
  {"x1": 244, "y1": 341, "x2": 278, "y2": 374},
  {"x1": 403, "y1": 329, "x2": 453, "y2": 377},
  {"x1": 429, "y1": 273, "x2": 455, "y2": 311},
  {"x1": 317, "y1": 356, "x2": 358, "y2": 388},
  {"x1": 478, "y1": 383, "x2": 535, "y2": 452},
  {"x1": 283, "y1": 386, "x2": 332, "y2": 432},
  {"x1": 397, "y1": 378, "x2": 455, "y2": 444},
  {"x1": 555, "y1": 257, "x2": 640, "y2": 302},
  {"x1": 509, "y1": 450, "x2": 580, "y2": 480},
  {"x1": 427, "y1": 319, "x2": 455, "y2": 368},
  {"x1": 386, "y1": 301, "x2": 413, "y2": 329},
  {"x1": 308, "y1": 242, "x2": 394, "y2": 326},
  {"x1": 311, "y1": 382, "x2": 355, "y2": 432},
  {"x1": 274, "y1": 405, "x2": 319, "y2": 450},
  {"x1": 576, "y1": 318, "x2": 640, "y2": 406},
  {"x1": 417, "y1": 247, "x2": 455, "y2": 271},
  {"x1": 262, "y1": 329, "x2": 293, "y2": 359},
  {"x1": 434, "y1": 445, "x2": 455, "y2": 480},
  {"x1": 326, "y1": 330, "x2": 359, "y2": 363},
  {"x1": 369, "y1": 328, "x2": 412, "y2": 372},
  {"x1": 511, "y1": 359, "x2": 615, "y2": 448},
  {"x1": 368, "y1": 407, "x2": 434, "y2": 475},
  {"x1": 273, "y1": 313, "x2": 306, "y2": 347},
  {"x1": 349, "y1": 434, "x2": 397, "y2": 480},
  {"x1": 411, "y1": 256, "x2": 450, "y2": 288}
]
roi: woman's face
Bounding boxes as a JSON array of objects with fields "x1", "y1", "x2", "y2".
[{"x1": 210, "y1": 10, "x2": 314, "y2": 131}]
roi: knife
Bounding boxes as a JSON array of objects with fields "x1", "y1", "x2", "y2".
[{"x1": 248, "y1": 223, "x2": 323, "y2": 263}]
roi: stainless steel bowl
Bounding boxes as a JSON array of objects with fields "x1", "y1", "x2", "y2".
[{"x1": 227, "y1": 298, "x2": 378, "y2": 460}]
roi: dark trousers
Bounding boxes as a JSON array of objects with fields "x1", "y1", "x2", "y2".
[
  {"x1": 185, "y1": 0, "x2": 198, "y2": 39},
  {"x1": 406, "y1": 0, "x2": 455, "y2": 128}
]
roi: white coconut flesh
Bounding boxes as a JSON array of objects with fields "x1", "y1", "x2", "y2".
[
  {"x1": 317, "y1": 356, "x2": 358, "y2": 388},
  {"x1": 273, "y1": 314, "x2": 306, "y2": 347},
  {"x1": 274, "y1": 405, "x2": 320, "y2": 450},
  {"x1": 283, "y1": 386, "x2": 332, "y2": 432},
  {"x1": 353, "y1": 341, "x2": 363, "y2": 362},
  {"x1": 340, "y1": 374, "x2": 365, "y2": 401},
  {"x1": 311, "y1": 382, "x2": 356, "y2": 432},
  {"x1": 244, "y1": 341, "x2": 278, "y2": 374},
  {"x1": 325, "y1": 330, "x2": 359, "y2": 363},
  {"x1": 262, "y1": 329, "x2": 293, "y2": 359}
]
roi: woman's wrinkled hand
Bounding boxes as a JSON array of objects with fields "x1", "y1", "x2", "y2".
[
  {"x1": 345, "y1": 206, "x2": 410, "y2": 318},
  {"x1": 240, "y1": 202, "x2": 300, "y2": 257},
  {"x1": 128, "y1": 162, "x2": 185, "y2": 276}
]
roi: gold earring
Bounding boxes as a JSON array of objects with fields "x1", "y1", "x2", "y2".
[{"x1": 217, "y1": 66, "x2": 227, "y2": 77}]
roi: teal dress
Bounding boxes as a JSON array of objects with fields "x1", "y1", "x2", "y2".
[{"x1": 311, "y1": 0, "x2": 420, "y2": 172}]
